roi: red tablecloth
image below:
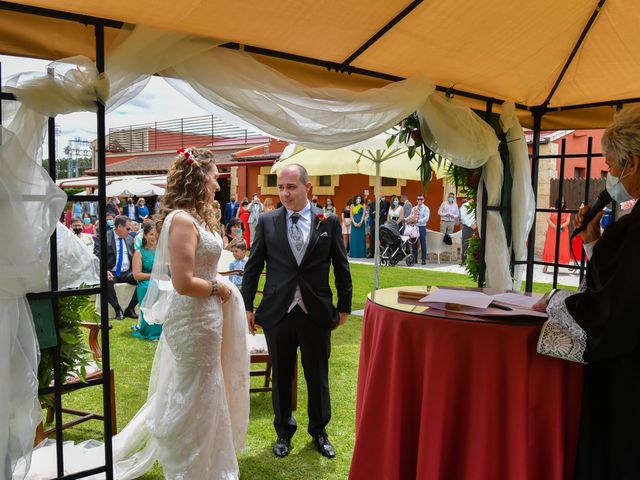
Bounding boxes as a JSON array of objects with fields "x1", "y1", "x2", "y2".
[{"x1": 350, "y1": 291, "x2": 584, "y2": 480}]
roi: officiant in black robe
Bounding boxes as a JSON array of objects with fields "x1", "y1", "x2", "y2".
[{"x1": 536, "y1": 108, "x2": 640, "y2": 480}]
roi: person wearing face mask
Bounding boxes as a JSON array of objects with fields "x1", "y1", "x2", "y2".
[
  {"x1": 125, "y1": 197, "x2": 137, "y2": 220},
  {"x1": 533, "y1": 108, "x2": 640, "y2": 480},
  {"x1": 387, "y1": 195, "x2": 404, "y2": 226},
  {"x1": 105, "y1": 213, "x2": 115, "y2": 231},
  {"x1": 323, "y1": 197, "x2": 335, "y2": 217},
  {"x1": 437, "y1": 192, "x2": 460, "y2": 234},
  {"x1": 71, "y1": 216, "x2": 94, "y2": 251},
  {"x1": 247, "y1": 193, "x2": 264, "y2": 246},
  {"x1": 81, "y1": 214, "x2": 95, "y2": 235},
  {"x1": 350, "y1": 194, "x2": 367, "y2": 258}
]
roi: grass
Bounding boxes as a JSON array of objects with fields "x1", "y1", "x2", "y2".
[{"x1": 58, "y1": 263, "x2": 570, "y2": 479}]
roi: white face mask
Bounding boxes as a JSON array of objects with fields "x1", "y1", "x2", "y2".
[{"x1": 606, "y1": 162, "x2": 633, "y2": 203}]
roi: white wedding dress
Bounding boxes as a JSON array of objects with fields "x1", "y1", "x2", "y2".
[{"x1": 19, "y1": 211, "x2": 249, "y2": 479}]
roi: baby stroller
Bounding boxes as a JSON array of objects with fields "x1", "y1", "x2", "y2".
[{"x1": 379, "y1": 220, "x2": 415, "y2": 266}]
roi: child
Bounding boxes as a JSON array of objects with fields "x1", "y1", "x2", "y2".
[{"x1": 228, "y1": 240, "x2": 247, "y2": 287}]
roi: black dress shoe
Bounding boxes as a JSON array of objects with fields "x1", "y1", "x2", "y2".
[
  {"x1": 124, "y1": 308, "x2": 138, "y2": 319},
  {"x1": 272, "y1": 437, "x2": 291, "y2": 458},
  {"x1": 115, "y1": 308, "x2": 125, "y2": 321},
  {"x1": 313, "y1": 434, "x2": 335, "y2": 459}
]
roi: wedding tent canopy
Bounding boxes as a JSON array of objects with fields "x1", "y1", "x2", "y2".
[
  {"x1": 0, "y1": 0, "x2": 637, "y2": 129},
  {"x1": 0, "y1": 2, "x2": 630, "y2": 479}
]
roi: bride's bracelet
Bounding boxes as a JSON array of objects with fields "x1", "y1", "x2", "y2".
[{"x1": 209, "y1": 280, "x2": 219, "y2": 297}]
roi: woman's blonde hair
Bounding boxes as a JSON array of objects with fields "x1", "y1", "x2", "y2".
[
  {"x1": 264, "y1": 197, "x2": 273, "y2": 207},
  {"x1": 137, "y1": 198, "x2": 146, "y2": 206},
  {"x1": 157, "y1": 147, "x2": 218, "y2": 232},
  {"x1": 602, "y1": 107, "x2": 640, "y2": 169}
]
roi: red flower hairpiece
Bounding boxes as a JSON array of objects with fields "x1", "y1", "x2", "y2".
[{"x1": 177, "y1": 147, "x2": 197, "y2": 166}]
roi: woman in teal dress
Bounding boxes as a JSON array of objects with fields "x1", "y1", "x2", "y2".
[
  {"x1": 131, "y1": 223, "x2": 161, "y2": 340},
  {"x1": 350, "y1": 193, "x2": 367, "y2": 258}
]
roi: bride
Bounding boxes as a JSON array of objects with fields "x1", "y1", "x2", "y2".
[{"x1": 22, "y1": 148, "x2": 249, "y2": 479}]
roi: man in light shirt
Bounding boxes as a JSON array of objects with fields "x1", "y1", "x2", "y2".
[
  {"x1": 438, "y1": 192, "x2": 460, "y2": 234},
  {"x1": 459, "y1": 197, "x2": 476, "y2": 264},
  {"x1": 242, "y1": 164, "x2": 352, "y2": 460}
]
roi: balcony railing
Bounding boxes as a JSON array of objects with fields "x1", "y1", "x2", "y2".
[{"x1": 108, "y1": 114, "x2": 266, "y2": 153}]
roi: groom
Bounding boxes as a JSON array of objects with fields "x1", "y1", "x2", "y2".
[{"x1": 242, "y1": 164, "x2": 352, "y2": 459}]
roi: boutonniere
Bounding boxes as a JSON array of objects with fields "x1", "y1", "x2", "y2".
[{"x1": 315, "y1": 213, "x2": 327, "y2": 230}]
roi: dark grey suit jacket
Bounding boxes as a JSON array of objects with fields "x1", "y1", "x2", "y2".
[
  {"x1": 94, "y1": 229, "x2": 135, "y2": 273},
  {"x1": 241, "y1": 205, "x2": 352, "y2": 330}
]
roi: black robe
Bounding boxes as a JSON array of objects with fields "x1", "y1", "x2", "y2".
[{"x1": 564, "y1": 200, "x2": 640, "y2": 480}]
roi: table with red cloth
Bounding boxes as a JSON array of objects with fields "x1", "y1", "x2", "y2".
[{"x1": 349, "y1": 286, "x2": 584, "y2": 480}]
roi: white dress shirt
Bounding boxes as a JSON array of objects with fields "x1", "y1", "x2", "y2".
[
  {"x1": 286, "y1": 201, "x2": 312, "y2": 313},
  {"x1": 113, "y1": 231, "x2": 130, "y2": 273}
]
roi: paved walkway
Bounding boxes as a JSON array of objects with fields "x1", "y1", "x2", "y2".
[{"x1": 348, "y1": 257, "x2": 581, "y2": 288}]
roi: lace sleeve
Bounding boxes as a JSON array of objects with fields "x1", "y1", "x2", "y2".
[{"x1": 537, "y1": 290, "x2": 588, "y2": 364}]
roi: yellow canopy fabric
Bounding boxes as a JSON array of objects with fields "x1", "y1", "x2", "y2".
[{"x1": 1, "y1": 0, "x2": 638, "y2": 128}]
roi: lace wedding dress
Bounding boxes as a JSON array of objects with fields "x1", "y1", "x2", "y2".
[{"x1": 19, "y1": 210, "x2": 249, "y2": 479}]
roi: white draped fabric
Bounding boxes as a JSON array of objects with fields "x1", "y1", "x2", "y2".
[
  {"x1": 3, "y1": 24, "x2": 533, "y2": 479},
  {"x1": 500, "y1": 102, "x2": 536, "y2": 291}
]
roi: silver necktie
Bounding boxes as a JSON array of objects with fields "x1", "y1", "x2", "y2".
[{"x1": 289, "y1": 212, "x2": 304, "y2": 252}]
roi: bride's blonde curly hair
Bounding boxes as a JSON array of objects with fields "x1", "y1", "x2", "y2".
[{"x1": 156, "y1": 147, "x2": 219, "y2": 233}]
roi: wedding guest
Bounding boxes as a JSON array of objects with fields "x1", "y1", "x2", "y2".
[
  {"x1": 408, "y1": 194, "x2": 430, "y2": 264},
  {"x1": 311, "y1": 195, "x2": 322, "y2": 209},
  {"x1": 153, "y1": 196, "x2": 162, "y2": 215},
  {"x1": 237, "y1": 199, "x2": 252, "y2": 248},
  {"x1": 541, "y1": 199, "x2": 571, "y2": 273},
  {"x1": 323, "y1": 198, "x2": 336, "y2": 217},
  {"x1": 131, "y1": 222, "x2": 161, "y2": 341},
  {"x1": 387, "y1": 195, "x2": 404, "y2": 226},
  {"x1": 350, "y1": 194, "x2": 367, "y2": 258},
  {"x1": 228, "y1": 241, "x2": 247, "y2": 288},
  {"x1": 460, "y1": 197, "x2": 476, "y2": 264},
  {"x1": 81, "y1": 214, "x2": 95, "y2": 235},
  {"x1": 71, "y1": 216, "x2": 94, "y2": 251},
  {"x1": 533, "y1": 108, "x2": 640, "y2": 479},
  {"x1": 105, "y1": 213, "x2": 115, "y2": 231},
  {"x1": 72, "y1": 200, "x2": 83, "y2": 219},
  {"x1": 341, "y1": 199, "x2": 353, "y2": 251},
  {"x1": 136, "y1": 198, "x2": 150, "y2": 223},
  {"x1": 223, "y1": 194, "x2": 239, "y2": 224},
  {"x1": 223, "y1": 218, "x2": 245, "y2": 250},
  {"x1": 263, "y1": 197, "x2": 275, "y2": 213},
  {"x1": 124, "y1": 197, "x2": 137, "y2": 220},
  {"x1": 248, "y1": 193, "x2": 263, "y2": 246},
  {"x1": 401, "y1": 193, "x2": 412, "y2": 227},
  {"x1": 438, "y1": 192, "x2": 460, "y2": 234},
  {"x1": 212, "y1": 199, "x2": 223, "y2": 230},
  {"x1": 106, "y1": 196, "x2": 121, "y2": 217},
  {"x1": 93, "y1": 215, "x2": 138, "y2": 320}
]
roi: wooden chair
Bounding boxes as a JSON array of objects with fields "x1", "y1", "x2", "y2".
[
  {"x1": 220, "y1": 268, "x2": 298, "y2": 410},
  {"x1": 35, "y1": 322, "x2": 117, "y2": 444}
]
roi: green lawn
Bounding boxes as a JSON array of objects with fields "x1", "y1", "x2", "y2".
[{"x1": 59, "y1": 264, "x2": 568, "y2": 479}]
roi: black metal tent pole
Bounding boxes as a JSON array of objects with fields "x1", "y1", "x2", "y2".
[
  {"x1": 95, "y1": 22, "x2": 115, "y2": 480},
  {"x1": 552, "y1": 139, "x2": 568, "y2": 288},
  {"x1": 524, "y1": 109, "x2": 544, "y2": 292},
  {"x1": 477, "y1": 100, "x2": 493, "y2": 287},
  {"x1": 339, "y1": 0, "x2": 424, "y2": 71},
  {"x1": 579, "y1": 136, "x2": 594, "y2": 284}
]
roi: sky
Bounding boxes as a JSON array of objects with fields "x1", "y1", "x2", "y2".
[{"x1": 0, "y1": 54, "x2": 233, "y2": 158}]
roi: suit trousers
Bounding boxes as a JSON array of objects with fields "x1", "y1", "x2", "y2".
[
  {"x1": 461, "y1": 224, "x2": 474, "y2": 263},
  {"x1": 264, "y1": 305, "x2": 331, "y2": 439},
  {"x1": 107, "y1": 270, "x2": 138, "y2": 312}
]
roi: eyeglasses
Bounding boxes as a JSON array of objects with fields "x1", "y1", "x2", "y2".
[
  {"x1": 126, "y1": 227, "x2": 131, "y2": 231},
  {"x1": 417, "y1": 197, "x2": 424, "y2": 201}
]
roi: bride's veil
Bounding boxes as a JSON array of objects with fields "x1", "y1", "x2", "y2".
[{"x1": 140, "y1": 210, "x2": 180, "y2": 325}]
